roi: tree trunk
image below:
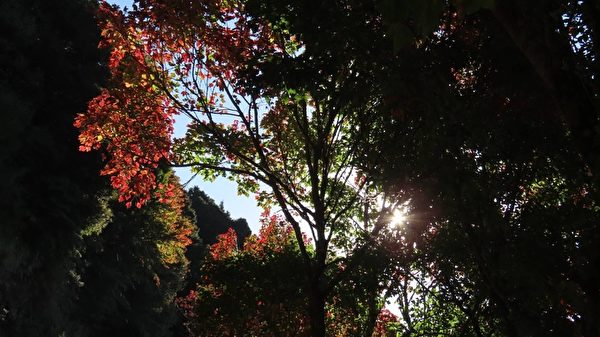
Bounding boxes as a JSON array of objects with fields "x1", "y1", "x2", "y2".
[
  {"x1": 361, "y1": 291, "x2": 380, "y2": 337},
  {"x1": 308, "y1": 285, "x2": 326, "y2": 337}
]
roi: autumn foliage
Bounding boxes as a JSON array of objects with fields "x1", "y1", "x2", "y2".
[
  {"x1": 68, "y1": 0, "x2": 600, "y2": 336},
  {"x1": 155, "y1": 174, "x2": 194, "y2": 265},
  {"x1": 75, "y1": 3, "x2": 174, "y2": 208},
  {"x1": 75, "y1": 0, "x2": 277, "y2": 208},
  {"x1": 178, "y1": 213, "x2": 399, "y2": 337},
  {"x1": 178, "y1": 214, "x2": 311, "y2": 337}
]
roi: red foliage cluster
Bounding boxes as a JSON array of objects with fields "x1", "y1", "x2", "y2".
[
  {"x1": 372, "y1": 309, "x2": 399, "y2": 337},
  {"x1": 175, "y1": 290, "x2": 199, "y2": 319},
  {"x1": 179, "y1": 216, "x2": 308, "y2": 336},
  {"x1": 209, "y1": 228, "x2": 238, "y2": 260},
  {"x1": 75, "y1": 2, "x2": 176, "y2": 207},
  {"x1": 243, "y1": 209, "x2": 296, "y2": 255},
  {"x1": 75, "y1": 0, "x2": 278, "y2": 207},
  {"x1": 209, "y1": 210, "x2": 298, "y2": 260}
]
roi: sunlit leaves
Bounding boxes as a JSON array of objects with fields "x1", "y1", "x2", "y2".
[
  {"x1": 75, "y1": 0, "x2": 278, "y2": 207},
  {"x1": 154, "y1": 174, "x2": 194, "y2": 265}
]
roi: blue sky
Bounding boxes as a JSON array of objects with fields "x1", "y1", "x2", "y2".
[{"x1": 106, "y1": 0, "x2": 262, "y2": 231}]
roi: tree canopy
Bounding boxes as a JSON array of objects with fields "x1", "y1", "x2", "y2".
[
  {"x1": 75, "y1": 0, "x2": 600, "y2": 336},
  {"x1": 75, "y1": 1, "x2": 416, "y2": 336},
  {"x1": 2, "y1": 0, "x2": 599, "y2": 336}
]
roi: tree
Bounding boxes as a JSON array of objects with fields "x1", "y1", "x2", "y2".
[
  {"x1": 0, "y1": 0, "x2": 108, "y2": 335},
  {"x1": 365, "y1": 3, "x2": 600, "y2": 336},
  {"x1": 70, "y1": 173, "x2": 194, "y2": 337},
  {"x1": 179, "y1": 215, "x2": 310, "y2": 337},
  {"x1": 179, "y1": 213, "x2": 403, "y2": 337},
  {"x1": 75, "y1": 1, "x2": 411, "y2": 336},
  {"x1": 0, "y1": 2, "x2": 202, "y2": 336},
  {"x1": 76, "y1": 1, "x2": 600, "y2": 336},
  {"x1": 177, "y1": 186, "x2": 251, "y2": 333}
]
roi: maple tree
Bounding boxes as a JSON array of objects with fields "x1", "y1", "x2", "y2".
[
  {"x1": 179, "y1": 214, "x2": 405, "y2": 337},
  {"x1": 75, "y1": 1, "x2": 413, "y2": 336},
  {"x1": 0, "y1": 0, "x2": 250, "y2": 335},
  {"x1": 179, "y1": 215, "x2": 310, "y2": 337}
]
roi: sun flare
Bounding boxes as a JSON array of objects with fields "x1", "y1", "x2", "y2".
[{"x1": 391, "y1": 208, "x2": 408, "y2": 225}]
